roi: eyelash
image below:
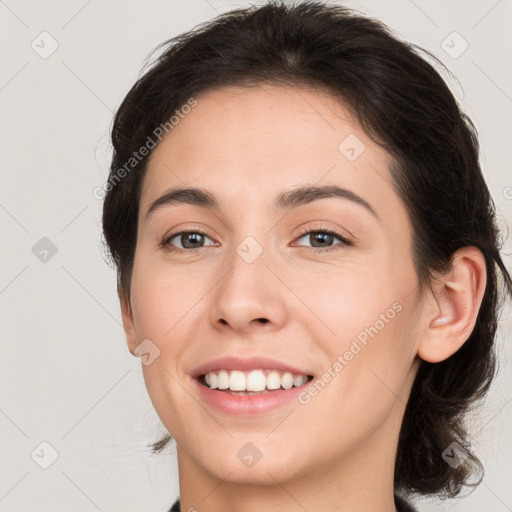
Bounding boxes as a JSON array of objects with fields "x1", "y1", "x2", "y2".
[{"x1": 160, "y1": 225, "x2": 352, "y2": 254}]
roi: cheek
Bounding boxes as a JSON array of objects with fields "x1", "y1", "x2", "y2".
[
  {"x1": 330, "y1": 297, "x2": 418, "y2": 410},
  {"x1": 302, "y1": 311, "x2": 415, "y2": 452},
  {"x1": 295, "y1": 264, "x2": 401, "y2": 341},
  {"x1": 129, "y1": 260, "x2": 205, "y2": 340},
  {"x1": 307, "y1": 268, "x2": 418, "y2": 411}
]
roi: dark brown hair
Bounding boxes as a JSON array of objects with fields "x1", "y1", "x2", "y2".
[{"x1": 102, "y1": 0, "x2": 512, "y2": 499}]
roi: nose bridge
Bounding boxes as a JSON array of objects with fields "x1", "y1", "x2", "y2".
[
  {"x1": 222, "y1": 230, "x2": 270, "y2": 300},
  {"x1": 209, "y1": 226, "x2": 287, "y2": 332},
  {"x1": 235, "y1": 232, "x2": 266, "y2": 266},
  {"x1": 224, "y1": 199, "x2": 273, "y2": 269}
]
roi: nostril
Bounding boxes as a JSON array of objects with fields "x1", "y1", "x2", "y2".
[{"x1": 256, "y1": 318, "x2": 268, "y2": 323}]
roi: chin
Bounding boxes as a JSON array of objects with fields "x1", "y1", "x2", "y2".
[{"x1": 198, "y1": 442, "x2": 308, "y2": 484}]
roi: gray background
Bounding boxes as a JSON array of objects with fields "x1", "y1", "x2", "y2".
[{"x1": 0, "y1": 0, "x2": 511, "y2": 510}]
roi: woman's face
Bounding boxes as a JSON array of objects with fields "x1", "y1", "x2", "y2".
[{"x1": 122, "y1": 84, "x2": 425, "y2": 486}]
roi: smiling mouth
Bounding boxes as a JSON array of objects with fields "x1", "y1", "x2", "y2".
[{"x1": 198, "y1": 369, "x2": 314, "y2": 395}]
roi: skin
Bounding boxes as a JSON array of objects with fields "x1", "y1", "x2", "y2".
[{"x1": 119, "y1": 84, "x2": 487, "y2": 512}]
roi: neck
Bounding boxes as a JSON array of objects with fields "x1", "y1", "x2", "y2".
[{"x1": 176, "y1": 404, "x2": 403, "y2": 512}]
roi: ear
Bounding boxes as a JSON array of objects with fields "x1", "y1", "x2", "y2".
[
  {"x1": 417, "y1": 246, "x2": 487, "y2": 363},
  {"x1": 119, "y1": 289, "x2": 138, "y2": 356}
]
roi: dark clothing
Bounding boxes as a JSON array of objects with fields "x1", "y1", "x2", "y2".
[
  {"x1": 168, "y1": 493, "x2": 417, "y2": 511},
  {"x1": 394, "y1": 494, "x2": 418, "y2": 512}
]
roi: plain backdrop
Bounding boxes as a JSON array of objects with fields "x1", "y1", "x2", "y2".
[{"x1": 0, "y1": 0, "x2": 511, "y2": 511}]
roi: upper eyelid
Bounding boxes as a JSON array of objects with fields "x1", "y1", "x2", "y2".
[
  {"x1": 164, "y1": 225, "x2": 346, "y2": 240},
  {"x1": 295, "y1": 225, "x2": 349, "y2": 238}
]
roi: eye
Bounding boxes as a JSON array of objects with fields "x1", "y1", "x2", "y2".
[
  {"x1": 161, "y1": 226, "x2": 352, "y2": 254},
  {"x1": 292, "y1": 226, "x2": 352, "y2": 252},
  {"x1": 161, "y1": 230, "x2": 217, "y2": 252}
]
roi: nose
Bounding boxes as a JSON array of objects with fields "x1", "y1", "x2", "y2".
[{"x1": 209, "y1": 244, "x2": 287, "y2": 335}]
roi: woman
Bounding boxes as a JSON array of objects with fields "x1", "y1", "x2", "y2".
[{"x1": 101, "y1": 1, "x2": 512, "y2": 510}]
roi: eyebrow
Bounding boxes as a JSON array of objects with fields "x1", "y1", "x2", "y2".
[{"x1": 145, "y1": 184, "x2": 379, "y2": 220}]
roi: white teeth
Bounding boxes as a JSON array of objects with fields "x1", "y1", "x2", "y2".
[
  {"x1": 293, "y1": 374, "x2": 304, "y2": 387},
  {"x1": 266, "y1": 371, "x2": 281, "y2": 390},
  {"x1": 202, "y1": 369, "x2": 309, "y2": 392},
  {"x1": 281, "y1": 372, "x2": 294, "y2": 390},
  {"x1": 229, "y1": 370, "x2": 246, "y2": 391},
  {"x1": 217, "y1": 370, "x2": 229, "y2": 390},
  {"x1": 246, "y1": 370, "x2": 266, "y2": 391}
]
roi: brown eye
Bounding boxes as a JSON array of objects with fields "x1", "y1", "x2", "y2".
[
  {"x1": 295, "y1": 228, "x2": 351, "y2": 251},
  {"x1": 301, "y1": 231, "x2": 336, "y2": 248},
  {"x1": 163, "y1": 231, "x2": 216, "y2": 252}
]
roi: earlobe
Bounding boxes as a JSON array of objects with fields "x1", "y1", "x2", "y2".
[
  {"x1": 119, "y1": 289, "x2": 139, "y2": 356},
  {"x1": 417, "y1": 247, "x2": 487, "y2": 363}
]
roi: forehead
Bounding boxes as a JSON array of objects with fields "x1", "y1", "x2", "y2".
[{"x1": 140, "y1": 84, "x2": 398, "y2": 218}]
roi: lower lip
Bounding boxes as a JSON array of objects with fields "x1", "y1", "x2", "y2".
[{"x1": 193, "y1": 377, "x2": 312, "y2": 416}]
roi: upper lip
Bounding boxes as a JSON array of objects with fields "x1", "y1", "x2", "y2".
[{"x1": 190, "y1": 355, "x2": 313, "y2": 378}]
